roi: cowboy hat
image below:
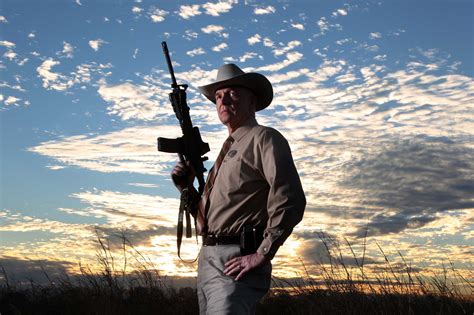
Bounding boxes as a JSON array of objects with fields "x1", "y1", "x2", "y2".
[{"x1": 198, "y1": 64, "x2": 273, "y2": 111}]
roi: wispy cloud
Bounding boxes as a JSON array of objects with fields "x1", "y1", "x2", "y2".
[
  {"x1": 97, "y1": 80, "x2": 168, "y2": 120},
  {"x1": 36, "y1": 59, "x2": 112, "y2": 92},
  {"x1": 224, "y1": 52, "x2": 260, "y2": 63},
  {"x1": 369, "y1": 32, "x2": 382, "y2": 39},
  {"x1": 254, "y1": 6, "x2": 276, "y2": 15},
  {"x1": 202, "y1": 0, "x2": 237, "y2": 16},
  {"x1": 4, "y1": 96, "x2": 21, "y2": 106},
  {"x1": 88, "y1": 39, "x2": 108, "y2": 52},
  {"x1": 57, "y1": 41, "x2": 74, "y2": 59},
  {"x1": 0, "y1": 40, "x2": 15, "y2": 49},
  {"x1": 212, "y1": 43, "x2": 228, "y2": 52},
  {"x1": 132, "y1": 6, "x2": 143, "y2": 14},
  {"x1": 183, "y1": 29, "x2": 199, "y2": 40},
  {"x1": 186, "y1": 47, "x2": 206, "y2": 57},
  {"x1": 332, "y1": 8, "x2": 348, "y2": 17},
  {"x1": 201, "y1": 24, "x2": 228, "y2": 38},
  {"x1": 291, "y1": 23, "x2": 305, "y2": 30},
  {"x1": 147, "y1": 6, "x2": 168, "y2": 23},
  {"x1": 256, "y1": 51, "x2": 303, "y2": 72},
  {"x1": 178, "y1": 4, "x2": 201, "y2": 19},
  {"x1": 247, "y1": 34, "x2": 261, "y2": 45},
  {"x1": 36, "y1": 59, "x2": 74, "y2": 91},
  {"x1": 272, "y1": 40, "x2": 302, "y2": 57}
]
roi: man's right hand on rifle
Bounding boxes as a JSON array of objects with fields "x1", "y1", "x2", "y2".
[{"x1": 171, "y1": 162, "x2": 196, "y2": 193}]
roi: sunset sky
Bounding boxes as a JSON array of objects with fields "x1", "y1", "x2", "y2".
[{"x1": 1, "y1": 0, "x2": 473, "y2": 285}]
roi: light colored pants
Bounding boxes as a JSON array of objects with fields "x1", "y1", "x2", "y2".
[{"x1": 197, "y1": 244, "x2": 272, "y2": 315}]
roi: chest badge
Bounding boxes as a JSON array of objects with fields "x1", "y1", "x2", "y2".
[{"x1": 227, "y1": 150, "x2": 237, "y2": 158}]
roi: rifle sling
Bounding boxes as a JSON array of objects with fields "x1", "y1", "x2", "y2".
[{"x1": 177, "y1": 188, "x2": 198, "y2": 263}]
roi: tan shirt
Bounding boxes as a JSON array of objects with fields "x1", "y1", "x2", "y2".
[{"x1": 204, "y1": 117, "x2": 306, "y2": 259}]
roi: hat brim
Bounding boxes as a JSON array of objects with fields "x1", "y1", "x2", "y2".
[{"x1": 198, "y1": 72, "x2": 273, "y2": 111}]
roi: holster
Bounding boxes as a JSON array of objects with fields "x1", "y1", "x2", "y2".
[{"x1": 240, "y1": 226, "x2": 264, "y2": 256}]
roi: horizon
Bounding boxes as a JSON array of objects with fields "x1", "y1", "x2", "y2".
[{"x1": 1, "y1": 0, "x2": 473, "y2": 287}]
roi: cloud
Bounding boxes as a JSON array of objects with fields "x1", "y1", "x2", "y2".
[
  {"x1": 374, "y1": 54, "x2": 387, "y2": 61},
  {"x1": 202, "y1": 0, "x2": 236, "y2": 16},
  {"x1": 186, "y1": 47, "x2": 206, "y2": 57},
  {"x1": 3, "y1": 50, "x2": 17, "y2": 61},
  {"x1": 0, "y1": 40, "x2": 15, "y2": 48},
  {"x1": 256, "y1": 51, "x2": 303, "y2": 72},
  {"x1": 4, "y1": 96, "x2": 21, "y2": 106},
  {"x1": 88, "y1": 39, "x2": 108, "y2": 52},
  {"x1": 36, "y1": 58, "x2": 74, "y2": 91},
  {"x1": 254, "y1": 6, "x2": 276, "y2": 15},
  {"x1": 201, "y1": 24, "x2": 227, "y2": 38},
  {"x1": 147, "y1": 6, "x2": 168, "y2": 22},
  {"x1": 28, "y1": 122, "x2": 228, "y2": 176},
  {"x1": 70, "y1": 190, "x2": 180, "y2": 227},
  {"x1": 179, "y1": 4, "x2": 201, "y2": 19},
  {"x1": 57, "y1": 41, "x2": 74, "y2": 58},
  {"x1": 212, "y1": 43, "x2": 228, "y2": 52},
  {"x1": 370, "y1": 32, "x2": 382, "y2": 39},
  {"x1": 272, "y1": 40, "x2": 302, "y2": 57},
  {"x1": 97, "y1": 80, "x2": 169, "y2": 120},
  {"x1": 36, "y1": 59, "x2": 112, "y2": 91},
  {"x1": 224, "y1": 52, "x2": 260, "y2": 63},
  {"x1": 128, "y1": 182, "x2": 160, "y2": 188},
  {"x1": 315, "y1": 17, "x2": 342, "y2": 36},
  {"x1": 340, "y1": 138, "x2": 474, "y2": 237},
  {"x1": 0, "y1": 16, "x2": 7, "y2": 23},
  {"x1": 132, "y1": 6, "x2": 143, "y2": 14},
  {"x1": 183, "y1": 29, "x2": 199, "y2": 40},
  {"x1": 291, "y1": 23, "x2": 305, "y2": 30},
  {"x1": 332, "y1": 8, "x2": 348, "y2": 17},
  {"x1": 75, "y1": 0, "x2": 82, "y2": 5},
  {"x1": 247, "y1": 34, "x2": 261, "y2": 45}
]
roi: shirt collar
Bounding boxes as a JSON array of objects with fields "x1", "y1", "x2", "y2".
[{"x1": 230, "y1": 116, "x2": 259, "y2": 142}]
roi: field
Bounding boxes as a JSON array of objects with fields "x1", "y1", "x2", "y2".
[{"x1": 1, "y1": 233, "x2": 472, "y2": 315}]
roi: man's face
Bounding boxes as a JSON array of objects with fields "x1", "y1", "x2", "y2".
[{"x1": 214, "y1": 86, "x2": 256, "y2": 130}]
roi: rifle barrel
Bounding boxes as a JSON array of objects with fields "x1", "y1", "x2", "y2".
[{"x1": 161, "y1": 41, "x2": 178, "y2": 87}]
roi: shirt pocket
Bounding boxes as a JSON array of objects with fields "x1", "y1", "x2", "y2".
[{"x1": 216, "y1": 151, "x2": 243, "y2": 192}]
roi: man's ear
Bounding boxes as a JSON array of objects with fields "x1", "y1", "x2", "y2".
[{"x1": 249, "y1": 93, "x2": 258, "y2": 112}]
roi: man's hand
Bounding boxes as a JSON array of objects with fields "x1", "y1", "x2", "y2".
[
  {"x1": 171, "y1": 161, "x2": 196, "y2": 192},
  {"x1": 224, "y1": 252, "x2": 269, "y2": 281}
]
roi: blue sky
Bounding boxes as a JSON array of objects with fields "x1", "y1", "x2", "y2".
[{"x1": 1, "y1": 0, "x2": 473, "y2": 283}]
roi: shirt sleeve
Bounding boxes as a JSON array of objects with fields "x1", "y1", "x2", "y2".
[{"x1": 256, "y1": 128, "x2": 306, "y2": 259}]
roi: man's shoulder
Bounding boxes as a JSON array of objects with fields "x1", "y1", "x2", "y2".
[{"x1": 252, "y1": 124, "x2": 288, "y2": 142}]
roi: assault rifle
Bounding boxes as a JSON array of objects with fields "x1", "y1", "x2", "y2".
[{"x1": 157, "y1": 41, "x2": 210, "y2": 259}]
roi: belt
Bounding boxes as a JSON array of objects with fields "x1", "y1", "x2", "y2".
[{"x1": 202, "y1": 234, "x2": 240, "y2": 246}]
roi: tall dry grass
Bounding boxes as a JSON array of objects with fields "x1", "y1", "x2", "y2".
[{"x1": 0, "y1": 231, "x2": 472, "y2": 315}]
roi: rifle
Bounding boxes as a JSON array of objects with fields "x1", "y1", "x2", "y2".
[{"x1": 157, "y1": 41, "x2": 210, "y2": 260}]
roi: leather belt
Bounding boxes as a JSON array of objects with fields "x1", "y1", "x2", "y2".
[{"x1": 202, "y1": 234, "x2": 240, "y2": 246}]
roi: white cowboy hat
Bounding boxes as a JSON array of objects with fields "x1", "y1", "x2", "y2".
[{"x1": 198, "y1": 63, "x2": 273, "y2": 111}]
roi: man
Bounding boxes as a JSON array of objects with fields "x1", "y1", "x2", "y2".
[{"x1": 171, "y1": 64, "x2": 306, "y2": 314}]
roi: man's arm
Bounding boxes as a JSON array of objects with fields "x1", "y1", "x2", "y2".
[{"x1": 256, "y1": 128, "x2": 306, "y2": 260}]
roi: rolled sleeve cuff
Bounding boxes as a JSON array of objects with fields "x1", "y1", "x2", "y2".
[
  {"x1": 257, "y1": 229, "x2": 285, "y2": 260},
  {"x1": 257, "y1": 238, "x2": 279, "y2": 260}
]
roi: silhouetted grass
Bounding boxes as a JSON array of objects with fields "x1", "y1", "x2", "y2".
[{"x1": 0, "y1": 231, "x2": 472, "y2": 315}]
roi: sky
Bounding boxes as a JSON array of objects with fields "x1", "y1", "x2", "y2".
[{"x1": 1, "y1": 0, "x2": 473, "y2": 286}]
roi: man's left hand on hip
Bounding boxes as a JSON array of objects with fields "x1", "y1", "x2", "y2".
[{"x1": 224, "y1": 252, "x2": 269, "y2": 281}]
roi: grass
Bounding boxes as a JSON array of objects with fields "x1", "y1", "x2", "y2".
[{"x1": 1, "y1": 231, "x2": 472, "y2": 315}]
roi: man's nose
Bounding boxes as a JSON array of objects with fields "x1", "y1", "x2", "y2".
[{"x1": 221, "y1": 93, "x2": 232, "y2": 106}]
